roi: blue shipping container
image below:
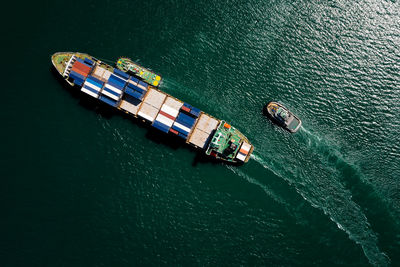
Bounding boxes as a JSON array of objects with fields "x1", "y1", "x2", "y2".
[
  {"x1": 83, "y1": 85, "x2": 99, "y2": 95},
  {"x1": 103, "y1": 87, "x2": 121, "y2": 97},
  {"x1": 190, "y1": 107, "x2": 201, "y2": 117},
  {"x1": 87, "y1": 75, "x2": 104, "y2": 86},
  {"x1": 175, "y1": 118, "x2": 194, "y2": 128},
  {"x1": 86, "y1": 79, "x2": 103, "y2": 89},
  {"x1": 99, "y1": 95, "x2": 118, "y2": 107},
  {"x1": 84, "y1": 58, "x2": 94, "y2": 66},
  {"x1": 107, "y1": 80, "x2": 124, "y2": 91},
  {"x1": 124, "y1": 88, "x2": 143, "y2": 100},
  {"x1": 138, "y1": 80, "x2": 148, "y2": 89},
  {"x1": 123, "y1": 95, "x2": 141, "y2": 106},
  {"x1": 172, "y1": 125, "x2": 189, "y2": 136},
  {"x1": 127, "y1": 83, "x2": 146, "y2": 94},
  {"x1": 69, "y1": 70, "x2": 85, "y2": 81},
  {"x1": 152, "y1": 121, "x2": 170, "y2": 133},
  {"x1": 183, "y1": 102, "x2": 193, "y2": 109},
  {"x1": 109, "y1": 75, "x2": 126, "y2": 88},
  {"x1": 74, "y1": 78, "x2": 84, "y2": 87},
  {"x1": 113, "y1": 68, "x2": 130, "y2": 80},
  {"x1": 178, "y1": 132, "x2": 188, "y2": 140},
  {"x1": 129, "y1": 77, "x2": 139, "y2": 84},
  {"x1": 176, "y1": 113, "x2": 196, "y2": 127}
]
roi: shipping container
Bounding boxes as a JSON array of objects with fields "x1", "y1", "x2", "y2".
[
  {"x1": 69, "y1": 70, "x2": 85, "y2": 82},
  {"x1": 102, "y1": 69, "x2": 112, "y2": 81},
  {"x1": 93, "y1": 65, "x2": 105, "y2": 79},
  {"x1": 87, "y1": 75, "x2": 103, "y2": 86},
  {"x1": 84, "y1": 58, "x2": 94, "y2": 66},
  {"x1": 178, "y1": 132, "x2": 188, "y2": 140},
  {"x1": 76, "y1": 58, "x2": 92, "y2": 68},
  {"x1": 176, "y1": 113, "x2": 196, "y2": 128},
  {"x1": 86, "y1": 77, "x2": 104, "y2": 89},
  {"x1": 143, "y1": 88, "x2": 166, "y2": 109},
  {"x1": 137, "y1": 102, "x2": 159, "y2": 122},
  {"x1": 74, "y1": 77, "x2": 84, "y2": 86},
  {"x1": 102, "y1": 87, "x2": 120, "y2": 99},
  {"x1": 188, "y1": 128, "x2": 211, "y2": 149},
  {"x1": 127, "y1": 83, "x2": 146, "y2": 94},
  {"x1": 137, "y1": 80, "x2": 148, "y2": 90},
  {"x1": 84, "y1": 81, "x2": 101, "y2": 92},
  {"x1": 125, "y1": 87, "x2": 144, "y2": 100},
  {"x1": 164, "y1": 97, "x2": 183, "y2": 111},
  {"x1": 172, "y1": 122, "x2": 190, "y2": 135},
  {"x1": 113, "y1": 68, "x2": 130, "y2": 80},
  {"x1": 71, "y1": 66, "x2": 88, "y2": 77},
  {"x1": 155, "y1": 113, "x2": 174, "y2": 127},
  {"x1": 99, "y1": 95, "x2": 118, "y2": 107},
  {"x1": 160, "y1": 104, "x2": 179, "y2": 118},
  {"x1": 158, "y1": 110, "x2": 175, "y2": 121},
  {"x1": 194, "y1": 113, "x2": 219, "y2": 134},
  {"x1": 169, "y1": 128, "x2": 179, "y2": 135},
  {"x1": 73, "y1": 61, "x2": 91, "y2": 74},
  {"x1": 108, "y1": 74, "x2": 126, "y2": 88},
  {"x1": 81, "y1": 86, "x2": 99, "y2": 98},
  {"x1": 181, "y1": 106, "x2": 191, "y2": 113},
  {"x1": 104, "y1": 83, "x2": 122, "y2": 95},
  {"x1": 183, "y1": 102, "x2": 192, "y2": 109},
  {"x1": 190, "y1": 107, "x2": 201, "y2": 117},
  {"x1": 129, "y1": 76, "x2": 139, "y2": 85},
  {"x1": 152, "y1": 121, "x2": 170, "y2": 133},
  {"x1": 119, "y1": 95, "x2": 142, "y2": 115}
]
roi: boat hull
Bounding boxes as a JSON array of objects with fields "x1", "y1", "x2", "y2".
[{"x1": 263, "y1": 101, "x2": 302, "y2": 133}]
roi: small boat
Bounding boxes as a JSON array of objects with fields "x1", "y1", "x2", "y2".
[{"x1": 263, "y1": 101, "x2": 302, "y2": 133}]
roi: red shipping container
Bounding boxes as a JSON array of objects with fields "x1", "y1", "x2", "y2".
[
  {"x1": 159, "y1": 110, "x2": 175, "y2": 121},
  {"x1": 71, "y1": 66, "x2": 88, "y2": 77},
  {"x1": 169, "y1": 129, "x2": 179, "y2": 135},
  {"x1": 181, "y1": 106, "x2": 190, "y2": 112},
  {"x1": 72, "y1": 61, "x2": 91, "y2": 74}
]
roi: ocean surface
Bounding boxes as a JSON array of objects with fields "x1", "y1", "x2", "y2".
[{"x1": 2, "y1": 0, "x2": 400, "y2": 266}]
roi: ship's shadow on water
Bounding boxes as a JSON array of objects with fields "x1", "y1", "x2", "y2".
[{"x1": 50, "y1": 66, "x2": 238, "y2": 167}]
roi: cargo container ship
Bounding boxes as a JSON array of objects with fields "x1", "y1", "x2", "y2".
[{"x1": 51, "y1": 52, "x2": 253, "y2": 163}]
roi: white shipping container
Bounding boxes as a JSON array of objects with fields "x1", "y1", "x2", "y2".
[
  {"x1": 156, "y1": 114, "x2": 174, "y2": 127},
  {"x1": 160, "y1": 104, "x2": 179, "y2": 118},
  {"x1": 164, "y1": 97, "x2": 183, "y2": 110},
  {"x1": 105, "y1": 83, "x2": 122, "y2": 94},
  {"x1": 173, "y1": 122, "x2": 191, "y2": 133},
  {"x1": 120, "y1": 100, "x2": 141, "y2": 115},
  {"x1": 81, "y1": 88, "x2": 99, "y2": 99},
  {"x1": 102, "y1": 69, "x2": 112, "y2": 81},
  {"x1": 84, "y1": 81, "x2": 101, "y2": 92},
  {"x1": 188, "y1": 128, "x2": 211, "y2": 148},
  {"x1": 101, "y1": 90, "x2": 119, "y2": 101},
  {"x1": 143, "y1": 88, "x2": 166, "y2": 109},
  {"x1": 138, "y1": 102, "x2": 159, "y2": 122}
]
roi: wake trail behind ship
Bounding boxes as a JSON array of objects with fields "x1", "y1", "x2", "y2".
[{"x1": 247, "y1": 136, "x2": 389, "y2": 266}]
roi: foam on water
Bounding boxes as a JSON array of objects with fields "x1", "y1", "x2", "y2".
[{"x1": 249, "y1": 150, "x2": 390, "y2": 266}]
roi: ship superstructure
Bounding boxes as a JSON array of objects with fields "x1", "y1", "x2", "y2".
[{"x1": 52, "y1": 52, "x2": 253, "y2": 163}]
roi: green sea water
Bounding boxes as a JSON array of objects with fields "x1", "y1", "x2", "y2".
[{"x1": 2, "y1": 0, "x2": 400, "y2": 266}]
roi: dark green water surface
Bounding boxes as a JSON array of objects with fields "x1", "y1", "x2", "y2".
[{"x1": 2, "y1": 0, "x2": 400, "y2": 266}]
